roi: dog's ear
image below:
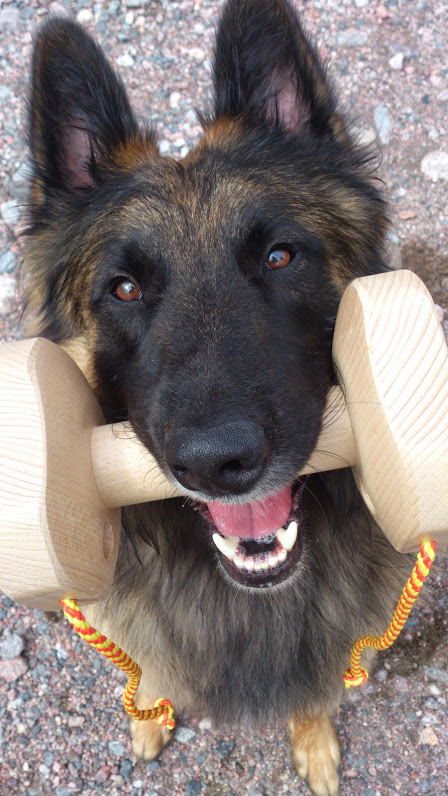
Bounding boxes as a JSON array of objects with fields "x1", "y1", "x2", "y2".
[
  {"x1": 212, "y1": 0, "x2": 340, "y2": 138},
  {"x1": 29, "y1": 18, "x2": 150, "y2": 200}
]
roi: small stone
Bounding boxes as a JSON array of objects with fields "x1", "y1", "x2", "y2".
[
  {"x1": 186, "y1": 780, "x2": 202, "y2": 796},
  {"x1": 108, "y1": 740, "x2": 126, "y2": 757},
  {"x1": 125, "y1": 0, "x2": 151, "y2": 7},
  {"x1": 1, "y1": 200, "x2": 20, "y2": 228},
  {"x1": 393, "y1": 675, "x2": 409, "y2": 693},
  {"x1": 68, "y1": 715, "x2": 85, "y2": 728},
  {"x1": 216, "y1": 740, "x2": 235, "y2": 758},
  {"x1": 44, "y1": 752, "x2": 55, "y2": 768},
  {"x1": 420, "y1": 713, "x2": 438, "y2": 727},
  {"x1": 175, "y1": 726, "x2": 196, "y2": 744},
  {"x1": 376, "y1": 4, "x2": 390, "y2": 18},
  {"x1": 418, "y1": 727, "x2": 439, "y2": 746},
  {"x1": 353, "y1": 0, "x2": 368, "y2": 6},
  {"x1": 117, "y1": 54, "x2": 135, "y2": 68},
  {"x1": 424, "y1": 666, "x2": 448, "y2": 684},
  {"x1": 398, "y1": 210, "x2": 416, "y2": 220},
  {"x1": 421, "y1": 150, "x2": 448, "y2": 182},
  {"x1": 0, "y1": 250, "x2": 16, "y2": 275},
  {"x1": 198, "y1": 716, "x2": 213, "y2": 731},
  {"x1": 76, "y1": 9, "x2": 93, "y2": 24},
  {"x1": 48, "y1": 2, "x2": 71, "y2": 18},
  {"x1": 170, "y1": 91, "x2": 181, "y2": 109},
  {"x1": 429, "y1": 129, "x2": 439, "y2": 140},
  {"x1": 0, "y1": 634, "x2": 24, "y2": 660},
  {"x1": 336, "y1": 29, "x2": 368, "y2": 48},
  {"x1": 159, "y1": 140, "x2": 171, "y2": 155},
  {"x1": 428, "y1": 683, "x2": 442, "y2": 696},
  {"x1": 124, "y1": 11, "x2": 134, "y2": 24},
  {"x1": 0, "y1": 656, "x2": 28, "y2": 683},
  {"x1": 0, "y1": 85, "x2": 11, "y2": 101},
  {"x1": 374, "y1": 105, "x2": 392, "y2": 145},
  {"x1": 189, "y1": 47, "x2": 206, "y2": 62},
  {"x1": 0, "y1": 7, "x2": 22, "y2": 33},
  {"x1": 119, "y1": 759, "x2": 133, "y2": 780},
  {"x1": 55, "y1": 648, "x2": 68, "y2": 663},
  {"x1": 374, "y1": 668, "x2": 388, "y2": 682},
  {"x1": 389, "y1": 53, "x2": 404, "y2": 70}
]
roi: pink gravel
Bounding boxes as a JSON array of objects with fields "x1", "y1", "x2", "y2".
[{"x1": 1, "y1": 1, "x2": 447, "y2": 795}]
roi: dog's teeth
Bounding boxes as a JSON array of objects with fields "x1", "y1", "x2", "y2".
[
  {"x1": 243, "y1": 558, "x2": 255, "y2": 572},
  {"x1": 277, "y1": 547, "x2": 287, "y2": 563},
  {"x1": 212, "y1": 534, "x2": 239, "y2": 561},
  {"x1": 276, "y1": 520, "x2": 298, "y2": 552},
  {"x1": 233, "y1": 554, "x2": 245, "y2": 569},
  {"x1": 268, "y1": 553, "x2": 279, "y2": 568}
]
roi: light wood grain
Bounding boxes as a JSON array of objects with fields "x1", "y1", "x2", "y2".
[
  {"x1": 0, "y1": 338, "x2": 120, "y2": 610},
  {"x1": 333, "y1": 269, "x2": 448, "y2": 553}
]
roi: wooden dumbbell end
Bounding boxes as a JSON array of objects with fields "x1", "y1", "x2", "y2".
[
  {"x1": 333, "y1": 269, "x2": 448, "y2": 553},
  {"x1": 0, "y1": 338, "x2": 120, "y2": 610}
]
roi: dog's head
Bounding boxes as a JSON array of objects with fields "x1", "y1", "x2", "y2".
[{"x1": 26, "y1": 0, "x2": 388, "y2": 589}]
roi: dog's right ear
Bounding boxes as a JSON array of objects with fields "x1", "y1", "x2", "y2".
[
  {"x1": 29, "y1": 19, "x2": 152, "y2": 204},
  {"x1": 212, "y1": 0, "x2": 339, "y2": 139}
]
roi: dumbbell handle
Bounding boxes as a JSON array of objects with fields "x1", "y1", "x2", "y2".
[
  {"x1": 1, "y1": 269, "x2": 447, "y2": 611},
  {"x1": 65, "y1": 268, "x2": 448, "y2": 553},
  {"x1": 91, "y1": 385, "x2": 355, "y2": 508}
]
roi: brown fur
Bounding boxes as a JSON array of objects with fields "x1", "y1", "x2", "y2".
[{"x1": 24, "y1": 4, "x2": 411, "y2": 794}]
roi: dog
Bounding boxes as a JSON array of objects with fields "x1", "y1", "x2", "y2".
[{"x1": 24, "y1": 2, "x2": 410, "y2": 793}]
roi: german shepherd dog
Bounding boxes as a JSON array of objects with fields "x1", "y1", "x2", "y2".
[{"x1": 25, "y1": 1, "x2": 409, "y2": 793}]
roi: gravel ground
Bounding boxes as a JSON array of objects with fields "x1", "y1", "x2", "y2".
[{"x1": 1, "y1": 0, "x2": 447, "y2": 794}]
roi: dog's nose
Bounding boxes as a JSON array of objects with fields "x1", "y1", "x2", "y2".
[{"x1": 164, "y1": 420, "x2": 268, "y2": 496}]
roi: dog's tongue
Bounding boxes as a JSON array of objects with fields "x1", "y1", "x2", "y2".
[{"x1": 208, "y1": 485, "x2": 292, "y2": 539}]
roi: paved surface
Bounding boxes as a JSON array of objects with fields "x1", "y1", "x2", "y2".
[{"x1": 0, "y1": 1, "x2": 447, "y2": 794}]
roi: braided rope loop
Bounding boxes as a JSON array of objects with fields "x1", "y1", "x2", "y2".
[
  {"x1": 60, "y1": 598, "x2": 175, "y2": 728},
  {"x1": 343, "y1": 541, "x2": 436, "y2": 688}
]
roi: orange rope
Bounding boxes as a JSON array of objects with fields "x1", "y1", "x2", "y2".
[
  {"x1": 343, "y1": 540, "x2": 436, "y2": 688},
  {"x1": 60, "y1": 598, "x2": 175, "y2": 729}
]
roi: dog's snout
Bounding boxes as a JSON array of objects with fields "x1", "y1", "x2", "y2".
[{"x1": 165, "y1": 420, "x2": 268, "y2": 496}]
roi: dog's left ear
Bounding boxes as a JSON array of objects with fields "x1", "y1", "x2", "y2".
[{"x1": 212, "y1": 0, "x2": 340, "y2": 139}]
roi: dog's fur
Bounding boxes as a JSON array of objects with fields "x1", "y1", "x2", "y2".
[{"x1": 25, "y1": 2, "x2": 410, "y2": 793}]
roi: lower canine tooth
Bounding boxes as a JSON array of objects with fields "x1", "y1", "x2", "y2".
[
  {"x1": 276, "y1": 520, "x2": 298, "y2": 552},
  {"x1": 212, "y1": 533, "x2": 239, "y2": 561},
  {"x1": 277, "y1": 547, "x2": 287, "y2": 563}
]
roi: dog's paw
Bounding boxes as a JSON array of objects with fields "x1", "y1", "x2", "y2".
[
  {"x1": 289, "y1": 713, "x2": 340, "y2": 796},
  {"x1": 130, "y1": 718, "x2": 173, "y2": 761}
]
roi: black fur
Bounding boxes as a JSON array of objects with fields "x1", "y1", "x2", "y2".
[{"x1": 25, "y1": 0, "x2": 409, "y2": 739}]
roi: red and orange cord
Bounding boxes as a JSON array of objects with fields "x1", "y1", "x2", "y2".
[
  {"x1": 60, "y1": 598, "x2": 175, "y2": 729},
  {"x1": 343, "y1": 540, "x2": 436, "y2": 688}
]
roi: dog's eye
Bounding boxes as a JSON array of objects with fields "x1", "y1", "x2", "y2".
[
  {"x1": 265, "y1": 248, "x2": 293, "y2": 270},
  {"x1": 113, "y1": 279, "x2": 143, "y2": 302}
]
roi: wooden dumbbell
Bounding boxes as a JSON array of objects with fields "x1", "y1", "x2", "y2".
[{"x1": 1, "y1": 269, "x2": 447, "y2": 611}]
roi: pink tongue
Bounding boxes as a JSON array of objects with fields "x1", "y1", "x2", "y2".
[{"x1": 208, "y1": 485, "x2": 292, "y2": 539}]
